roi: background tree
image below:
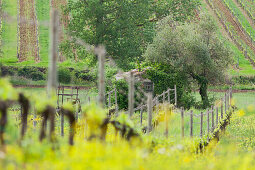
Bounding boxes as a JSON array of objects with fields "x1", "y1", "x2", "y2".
[
  {"x1": 144, "y1": 14, "x2": 233, "y2": 108},
  {"x1": 65, "y1": 0, "x2": 200, "y2": 70}
]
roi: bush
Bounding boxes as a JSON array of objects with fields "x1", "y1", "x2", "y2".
[
  {"x1": 110, "y1": 79, "x2": 145, "y2": 111},
  {"x1": 18, "y1": 67, "x2": 45, "y2": 81},
  {"x1": 145, "y1": 68, "x2": 195, "y2": 109},
  {"x1": 232, "y1": 76, "x2": 255, "y2": 85},
  {"x1": 74, "y1": 70, "x2": 96, "y2": 82},
  {"x1": 58, "y1": 67, "x2": 72, "y2": 84},
  {"x1": 112, "y1": 79, "x2": 129, "y2": 110},
  {"x1": 0, "y1": 66, "x2": 17, "y2": 76}
]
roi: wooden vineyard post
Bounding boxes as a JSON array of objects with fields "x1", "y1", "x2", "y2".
[
  {"x1": 140, "y1": 106, "x2": 143, "y2": 126},
  {"x1": 207, "y1": 109, "x2": 210, "y2": 140},
  {"x1": 47, "y1": 9, "x2": 59, "y2": 96},
  {"x1": 216, "y1": 107, "x2": 218, "y2": 127},
  {"x1": 96, "y1": 46, "x2": 106, "y2": 107},
  {"x1": 200, "y1": 112, "x2": 203, "y2": 137},
  {"x1": 108, "y1": 92, "x2": 111, "y2": 108},
  {"x1": 167, "y1": 89, "x2": 170, "y2": 104},
  {"x1": 225, "y1": 93, "x2": 227, "y2": 115},
  {"x1": 221, "y1": 98, "x2": 224, "y2": 120},
  {"x1": 128, "y1": 72, "x2": 134, "y2": 118},
  {"x1": 163, "y1": 92, "x2": 165, "y2": 103},
  {"x1": 147, "y1": 93, "x2": 153, "y2": 133},
  {"x1": 114, "y1": 88, "x2": 118, "y2": 114},
  {"x1": 190, "y1": 110, "x2": 193, "y2": 137},
  {"x1": 230, "y1": 87, "x2": 232, "y2": 103},
  {"x1": 164, "y1": 104, "x2": 169, "y2": 138},
  {"x1": 211, "y1": 106, "x2": 214, "y2": 131},
  {"x1": 61, "y1": 110, "x2": 64, "y2": 136},
  {"x1": 75, "y1": 102, "x2": 78, "y2": 122},
  {"x1": 174, "y1": 85, "x2": 177, "y2": 106},
  {"x1": 181, "y1": 107, "x2": 184, "y2": 138}
]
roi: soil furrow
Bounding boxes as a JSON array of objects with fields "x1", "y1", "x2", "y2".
[
  {"x1": 213, "y1": 0, "x2": 255, "y2": 54},
  {"x1": 234, "y1": 0, "x2": 255, "y2": 29}
]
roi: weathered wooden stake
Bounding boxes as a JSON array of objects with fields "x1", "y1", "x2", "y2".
[
  {"x1": 108, "y1": 92, "x2": 111, "y2": 108},
  {"x1": 207, "y1": 109, "x2": 210, "y2": 140},
  {"x1": 230, "y1": 87, "x2": 232, "y2": 102},
  {"x1": 224, "y1": 93, "x2": 227, "y2": 115},
  {"x1": 147, "y1": 93, "x2": 153, "y2": 133},
  {"x1": 97, "y1": 46, "x2": 106, "y2": 107},
  {"x1": 200, "y1": 112, "x2": 203, "y2": 137},
  {"x1": 216, "y1": 107, "x2": 218, "y2": 127},
  {"x1": 114, "y1": 88, "x2": 118, "y2": 114},
  {"x1": 181, "y1": 107, "x2": 184, "y2": 138},
  {"x1": 164, "y1": 104, "x2": 169, "y2": 138},
  {"x1": 221, "y1": 98, "x2": 224, "y2": 120},
  {"x1": 128, "y1": 72, "x2": 134, "y2": 117},
  {"x1": 61, "y1": 111, "x2": 64, "y2": 136},
  {"x1": 174, "y1": 85, "x2": 177, "y2": 106},
  {"x1": 211, "y1": 106, "x2": 214, "y2": 131},
  {"x1": 47, "y1": 9, "x2": 59, "y2": 95},
  {"x1": 163, "y1": 92, "x2": 165, "y2": 103},
  {"x1": 167, "y1": 89, "x2": 170, "y2": 104},
  {"x1": 190, "y1": 110, "x2": 193, "y2": 137},
  {"x1": 140, "y1": 107, "x2": 143, "y2": 126}
]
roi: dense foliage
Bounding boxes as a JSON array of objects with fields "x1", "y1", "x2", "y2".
[
  {"x1": 144, "y1": 14, "x2": 233, "y2": 108},
  {"x1": 65, "y1": 0, "x2": 200, "y2": 69}
]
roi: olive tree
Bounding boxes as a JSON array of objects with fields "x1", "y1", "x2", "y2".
[{"x1": 144, "y1": 14, "x2": 233, "y2": 108}]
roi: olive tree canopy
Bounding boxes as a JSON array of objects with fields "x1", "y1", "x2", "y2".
[{"x1": 144, "y1": 14, "x2": 233, "y2": 108}]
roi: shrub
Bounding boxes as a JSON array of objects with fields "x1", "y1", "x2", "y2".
[
  {"x1": 145, "y1": 68, "x2": 195, "y2": 109},
  {"x1": 110, "y1": 79, "x2": 145, "y2": 111},
  {"x1": 0, "y1": 66, "x2": 17, "y2": 76},
  {"x1": 58, "y1": 67, "x2": 72, "y2": 84},
  {"x1": 18, "y1": 67, "x2": 45, "y2": 81}
]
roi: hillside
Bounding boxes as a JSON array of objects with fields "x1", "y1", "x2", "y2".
[{"x1": 0, "y1": 0, "x2": 254, "y2": 75}]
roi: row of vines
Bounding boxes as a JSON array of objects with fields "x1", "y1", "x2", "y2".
[
  {"x1": 17, "y1": 0, "x2": 40, "y2": 62},
  {"x1": 206, "y1": 0, "x2": 255, "y2": 67},
  {"x1": 223, "y1": 0, "x2": 255, "y2": 44},
  {"x1": 236, "y1": 0, "x2": 255, "y2": 21}
]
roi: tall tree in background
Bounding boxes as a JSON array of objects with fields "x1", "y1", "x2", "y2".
[
  {"x1": 144, "y1": 14, "x2": 233, "y2": 108},
  {"x1": 65, "y1": 0, "x2": 200, "y2": 69}
]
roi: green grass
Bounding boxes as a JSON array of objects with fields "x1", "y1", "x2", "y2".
[
  {"x1": 1, "y1": 0, "x2": 18, "y2": 64},
  {"x1": 35, "y1": 0, "x2": 50, "y2": 65}
]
